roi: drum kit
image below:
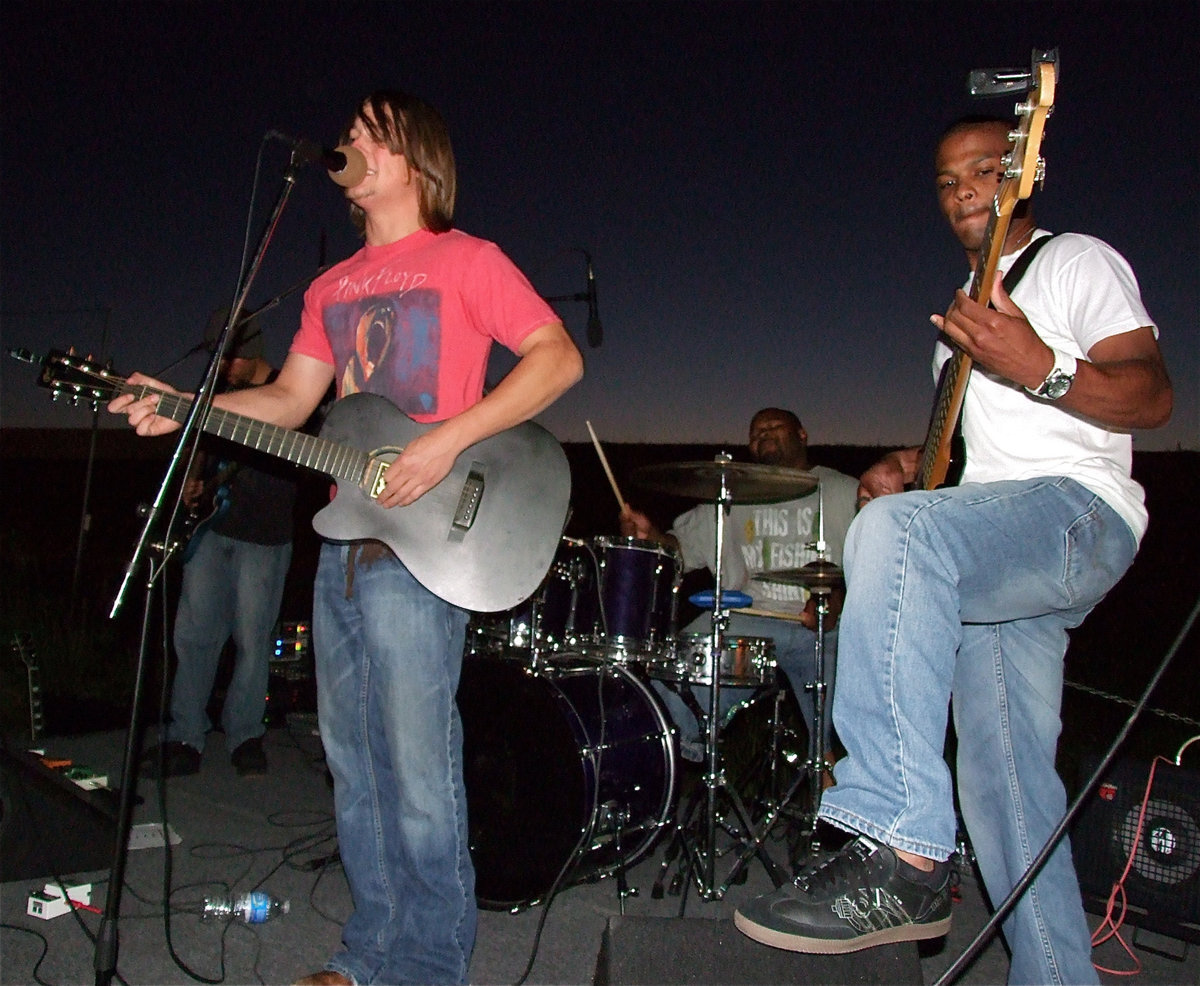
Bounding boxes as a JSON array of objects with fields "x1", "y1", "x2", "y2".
[{"x1": 458, "y1": 453, "x2": 844, "y2": 910}]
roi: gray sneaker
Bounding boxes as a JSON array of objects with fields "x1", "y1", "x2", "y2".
[{"x1": 734, "y1": 835, "x2": 951, "y2": 953}]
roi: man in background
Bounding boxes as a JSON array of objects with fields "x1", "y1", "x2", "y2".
[
  {"x1": 621, "y1": 407, "x2": 859, "y2": 780},
  {"x1": 142, "y1": 310, "x2": 297, "y2": 778}
]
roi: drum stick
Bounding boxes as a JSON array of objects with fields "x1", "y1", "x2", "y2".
[
  {"x1": 738, "y1": 606, "x2": 810, "y2": 623},
  {"x1": 586, "y1": 419, "x2": 627, "y2": 511}
]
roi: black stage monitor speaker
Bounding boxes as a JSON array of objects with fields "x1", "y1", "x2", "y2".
[
  {"x1": 1071, "y1": 756, "x2": 1200, "y2": 943},
  {"x1": 0, "y1": 745, "x2": 117, "y2": 883},
  {"x1": 594, "y1": 915, "x2": 922, "y2": 985}
]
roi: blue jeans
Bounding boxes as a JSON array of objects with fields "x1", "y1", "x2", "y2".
[
  {"x1": 314, "y1": 542, "x2": 474, "y2": 986},
  {"x1": 819, "y1": 478, "x2": 1137, "y2": 986},
  {"x1": 169, "y1": 531, "x2": 292, "y2": 751},
  {"x1": 656, "y1": 613, "x2": 838, "y2": 766}
]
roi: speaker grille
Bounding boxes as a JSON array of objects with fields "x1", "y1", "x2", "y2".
[
  {"x1": 1072, "y1": 757, "x2": 1200, "y2": 943},
  {"x1": 1118, "y1": 796, "x2": 1200, "y2": 887}
]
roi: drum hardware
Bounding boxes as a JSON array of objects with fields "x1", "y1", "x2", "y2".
[
  {"x1": 760, "y1": 556, "x2": 845, "y2": 855},
  {"x1": 596, "y1": 800, "x2": 642, "y2": 912},
  {"x1": 649, "y1": 681, "x2": 802, "y2": 907},
  {"x1": 634, "y1": 454, "x2": 802, "y2": 902}
]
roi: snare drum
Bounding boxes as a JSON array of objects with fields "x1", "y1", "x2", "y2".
[
  {"x1": 650, "y1": 633, "x2": 777, "y2": 688},
  {"x1": 580, "y1": 536, "x2": 680, "y2": 660}
]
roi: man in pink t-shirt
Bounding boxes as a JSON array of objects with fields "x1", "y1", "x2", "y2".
[{"x1": 112, "y1": 89, "x2": 583, "y2": 986}]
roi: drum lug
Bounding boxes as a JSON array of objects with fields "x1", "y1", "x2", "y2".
[{"x1": 597, "y1": 799, "x2": 631, "y2": 835}]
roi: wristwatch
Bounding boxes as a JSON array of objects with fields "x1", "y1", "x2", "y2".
[{"x1": 1026, "y1": 349, "x2": 1077, "y2": 401}]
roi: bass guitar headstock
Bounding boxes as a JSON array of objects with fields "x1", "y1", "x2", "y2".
[{"x1": 982, "y1": 48, "x2": 1058, "y2": 218}]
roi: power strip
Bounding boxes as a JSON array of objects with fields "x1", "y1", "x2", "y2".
[
  {"x1": 127, "y1": 821, "x2": 181, "y2": 850},
  {"x1": 27, "y1": 883, "x2": 92, "y2": 920}
]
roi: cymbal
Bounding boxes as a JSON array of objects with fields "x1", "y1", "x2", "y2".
[
  {"x1": 631, "y1": 460, "x2": 818, "y2": 504},
  {"x1": 759, "y1": 559, "x2": 845, "y2": 589}
]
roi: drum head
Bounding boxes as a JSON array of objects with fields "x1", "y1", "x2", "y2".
[
  {"x1": 459, "y1": 653, "x2": 675, "y2": 910},
  {"x1": 459, "y1": 656, "x2": 588, "y2": 908}
]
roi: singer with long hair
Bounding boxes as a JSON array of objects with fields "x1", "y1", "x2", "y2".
[{"x1": 109, "y1": 87, "x2": 583, "y2": 986}]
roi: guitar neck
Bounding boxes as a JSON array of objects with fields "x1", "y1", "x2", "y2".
[
  {"x1": 125, "y1": 382, "x2": 371, "y2": 487},
  {"x1": 914, "y1": 216, "x2": 1007, "y2": 490}
]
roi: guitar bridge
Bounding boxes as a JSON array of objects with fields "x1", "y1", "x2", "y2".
[{"x1": 451, "y1": 464, "x2": 485, "y2": 536}]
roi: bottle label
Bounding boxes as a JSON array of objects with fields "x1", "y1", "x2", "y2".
[{"x1": 243, "y1": 892, "x2": 270, "y2": 924}]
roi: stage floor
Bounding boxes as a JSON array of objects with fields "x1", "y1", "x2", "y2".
[{"x1": 2, "y1": 722, "x2": 1194, "y2": 985}]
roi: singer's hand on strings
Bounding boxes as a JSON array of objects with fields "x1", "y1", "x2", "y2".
[
  {"x1": 375, "y1": 428, "x2": 456, "y2": 508},
  {"x1": 107, "y1": 372, "x2": 184, "y2": 437}
]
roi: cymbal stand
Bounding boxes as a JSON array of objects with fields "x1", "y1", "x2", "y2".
[
  {"x1": 801, "y1": 483, "x2": 835, "y2": 851},
  {"x1": 680, "y1": 457, "x2": 790, "y2": 900},
  {"x1": 801, "y1": 583, "x2": 832, "y2": 847}
]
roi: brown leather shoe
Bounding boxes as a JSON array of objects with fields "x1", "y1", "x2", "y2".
[{"x1": 292, "y1": 972, "x2": 352, "y2": 986}]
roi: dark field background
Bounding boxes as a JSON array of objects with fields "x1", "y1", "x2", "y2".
[{"x1": 2, "y1": 428, "x2": 1197, "y2": 797}]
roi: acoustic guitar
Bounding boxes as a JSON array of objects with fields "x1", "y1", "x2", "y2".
[{"x1": 36, "y1": 350, "x2": 571, "y2": 613}]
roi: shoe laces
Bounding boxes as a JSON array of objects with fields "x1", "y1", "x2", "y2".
[{"x1": 793, "y1": 836, "x2": 876, "y2": 892}]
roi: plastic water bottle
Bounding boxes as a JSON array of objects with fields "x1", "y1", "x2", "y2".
[{"x1": 202, "y1": 891, "x2": 289, "y2": 923}]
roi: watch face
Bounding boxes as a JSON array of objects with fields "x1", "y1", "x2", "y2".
[{"x1": 1042, "y1": 370, "x2": 1074, "y2": 399}]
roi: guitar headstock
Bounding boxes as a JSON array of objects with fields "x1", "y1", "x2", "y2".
[
  {"x1": 996, "y1": 51, "x2": 1058, "y2": 215},
  {"x1": 37, "y1": 349, "x2": 121, "y2": 409}
]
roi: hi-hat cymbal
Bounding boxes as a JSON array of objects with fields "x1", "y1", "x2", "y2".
[
  {"x1": 760, "y1": 559, "x2": 845, "y2": 589},
  {"x1": 631, "y1": 460, "x2": 818, "y2": 504}
]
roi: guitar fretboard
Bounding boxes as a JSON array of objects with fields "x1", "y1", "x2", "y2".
[{"x1": 126, "y1": 383, "x2": 372, "y2": 486}]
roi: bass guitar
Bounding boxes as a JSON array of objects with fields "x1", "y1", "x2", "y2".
[
  {"x1": 915, "y1": 50, "x2": 1057, "y2": 491},
  {"x1": 180, "y1": 460, "x2": 238, "y2": 562},
  {"x1": 36, "y1": 351, "x2": 571, "y2": 613}
]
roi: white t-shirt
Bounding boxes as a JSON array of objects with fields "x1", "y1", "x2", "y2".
[
  {"x1": 669, "y1": 465, "x2": 860, "y2": 617},
  {"x1": 935, "y1": 231, "x2": 1157, "y2": 542}
]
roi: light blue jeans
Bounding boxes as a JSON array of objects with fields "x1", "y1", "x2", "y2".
[
  {"x1": 314, "y1": 542, "x2": 474, "y2": 986},
  {"x1": 819, "y1": 477, "x2": 1137, "y2": 986},
  {"x1": 169, "y1": 531, "x2": 292, "y2": 752}
]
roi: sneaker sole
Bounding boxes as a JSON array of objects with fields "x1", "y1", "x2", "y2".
[{"x1": 733, "y1": 908, "x2": 950, "y2": 954}]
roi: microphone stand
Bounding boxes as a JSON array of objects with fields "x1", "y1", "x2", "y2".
[
  {"x1": 543, "y1": 247, "x2": 601, "y2": 347},
  {"x1": 153, "y1": 266, "x2": 331, "y2": 380},
  {"x1": 93, "y1": 149, "x2": 309, "y2": 986},
  {"x1": 542, "y1": 247, "x2": 592, "y2": 305}
]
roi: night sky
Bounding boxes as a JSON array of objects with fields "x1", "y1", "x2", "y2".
[{"x1": 3, "y1": 1, "x2": 1196, "y2": 452}]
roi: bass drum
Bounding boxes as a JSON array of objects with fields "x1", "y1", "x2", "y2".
[{"x1": 459, "y1": 653, "x2": 676, "y2": 910}]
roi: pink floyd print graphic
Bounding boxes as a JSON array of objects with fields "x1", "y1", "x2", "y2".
[{"x1": 325, "y1": 289, "x2": 441, "y2": 416}]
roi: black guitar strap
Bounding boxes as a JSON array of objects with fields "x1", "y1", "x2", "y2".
[
  {"x1": 945, "y1": 232, "x2": 1056, "y2": 485},
  {"x1": 1000, "y1": 232, "x2": 1055, "y2": 293}
]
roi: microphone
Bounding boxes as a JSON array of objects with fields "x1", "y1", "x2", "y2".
[
  {"x1": 268, "y1": 130, "x2": 368, "y2": 188},
  {"x1": 585, "y1": 255, "x2": 603, "y2": 348}
]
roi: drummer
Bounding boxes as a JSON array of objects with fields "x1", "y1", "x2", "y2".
[{"x1": 620, "y1": 407, "x2": 859, "y2": 780}]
